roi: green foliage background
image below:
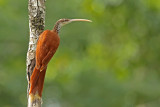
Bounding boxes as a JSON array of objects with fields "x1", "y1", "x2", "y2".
[{"x1": 0, "y1": 0, "x2": 160, "y2": 107}]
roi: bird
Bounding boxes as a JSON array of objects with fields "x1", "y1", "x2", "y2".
[{"x1": 29, "y1": 19, "x2": 92, "y2": 98}]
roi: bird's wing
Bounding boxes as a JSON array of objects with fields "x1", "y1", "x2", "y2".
[
  {"x1": 36, "y1": 30, "x2": 50, "y2": 68},
  {"x1": 40, "y1": 50, "x2": 56, "y2": 72}
]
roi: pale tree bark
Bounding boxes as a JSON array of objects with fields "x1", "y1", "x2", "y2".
[{"x1": 27, "y1": 0, "x2": 46, "y2": 107}]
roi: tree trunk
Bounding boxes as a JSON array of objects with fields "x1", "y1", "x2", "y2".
[{"x1": 27, "y1": 0, "x2": 46, "y2": 106}]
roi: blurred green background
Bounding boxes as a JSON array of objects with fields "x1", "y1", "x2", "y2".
[{"x1": 0, "y1": 0, "x2": 160, "y2": 107}]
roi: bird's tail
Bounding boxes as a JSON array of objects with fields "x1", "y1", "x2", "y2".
[
  {"x1": 29, "y1": 67, "x2": 40, "y2": 95},
  {"x1": 37, "y1": 67, "x2": 47, "y2": 96},
  {"x1": 29, "y1": 66, "x2": 47, "y2": 96},
  {"x1": 28, "y1": 67, "x2": 47, "y2": 106}
]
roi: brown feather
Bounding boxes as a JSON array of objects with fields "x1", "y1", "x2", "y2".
[{"x1": 29, "y1": 30, "x2": 60, "y2": 96}]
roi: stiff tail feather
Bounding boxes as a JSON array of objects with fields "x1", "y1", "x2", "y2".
[
  {"x1": 29, "y1": 67, "x2": 47, "y2": 97},
  {"x1": 29, "y1": 67, "x2": 40, "y2": 95},
  {"x1": 38, "y1": 67, "x2": 47, "y2": 96}
]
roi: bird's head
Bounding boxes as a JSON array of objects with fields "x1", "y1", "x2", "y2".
[{"x1": 53, "y1": 19, "x2": 92, "y2": 33}]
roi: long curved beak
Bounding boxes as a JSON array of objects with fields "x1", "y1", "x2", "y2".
[
  {"x1": 69, "y1": 19, "x2": 92, "y2": 22},
  {"x1": 53, "y1": 18, "x2": 92, "y2": 33}
]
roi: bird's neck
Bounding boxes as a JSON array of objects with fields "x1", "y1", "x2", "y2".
[
  {"x1": 53, "y1": 19, "x2": 65, "y2": 34},
  {"x1": 53, "y1": 23, "x2": 61, "y2": 34}
]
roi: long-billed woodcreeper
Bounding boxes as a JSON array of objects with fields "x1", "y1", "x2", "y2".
[{"x1": 29, "y1": 19, "x2": 91, "y2": 98}]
